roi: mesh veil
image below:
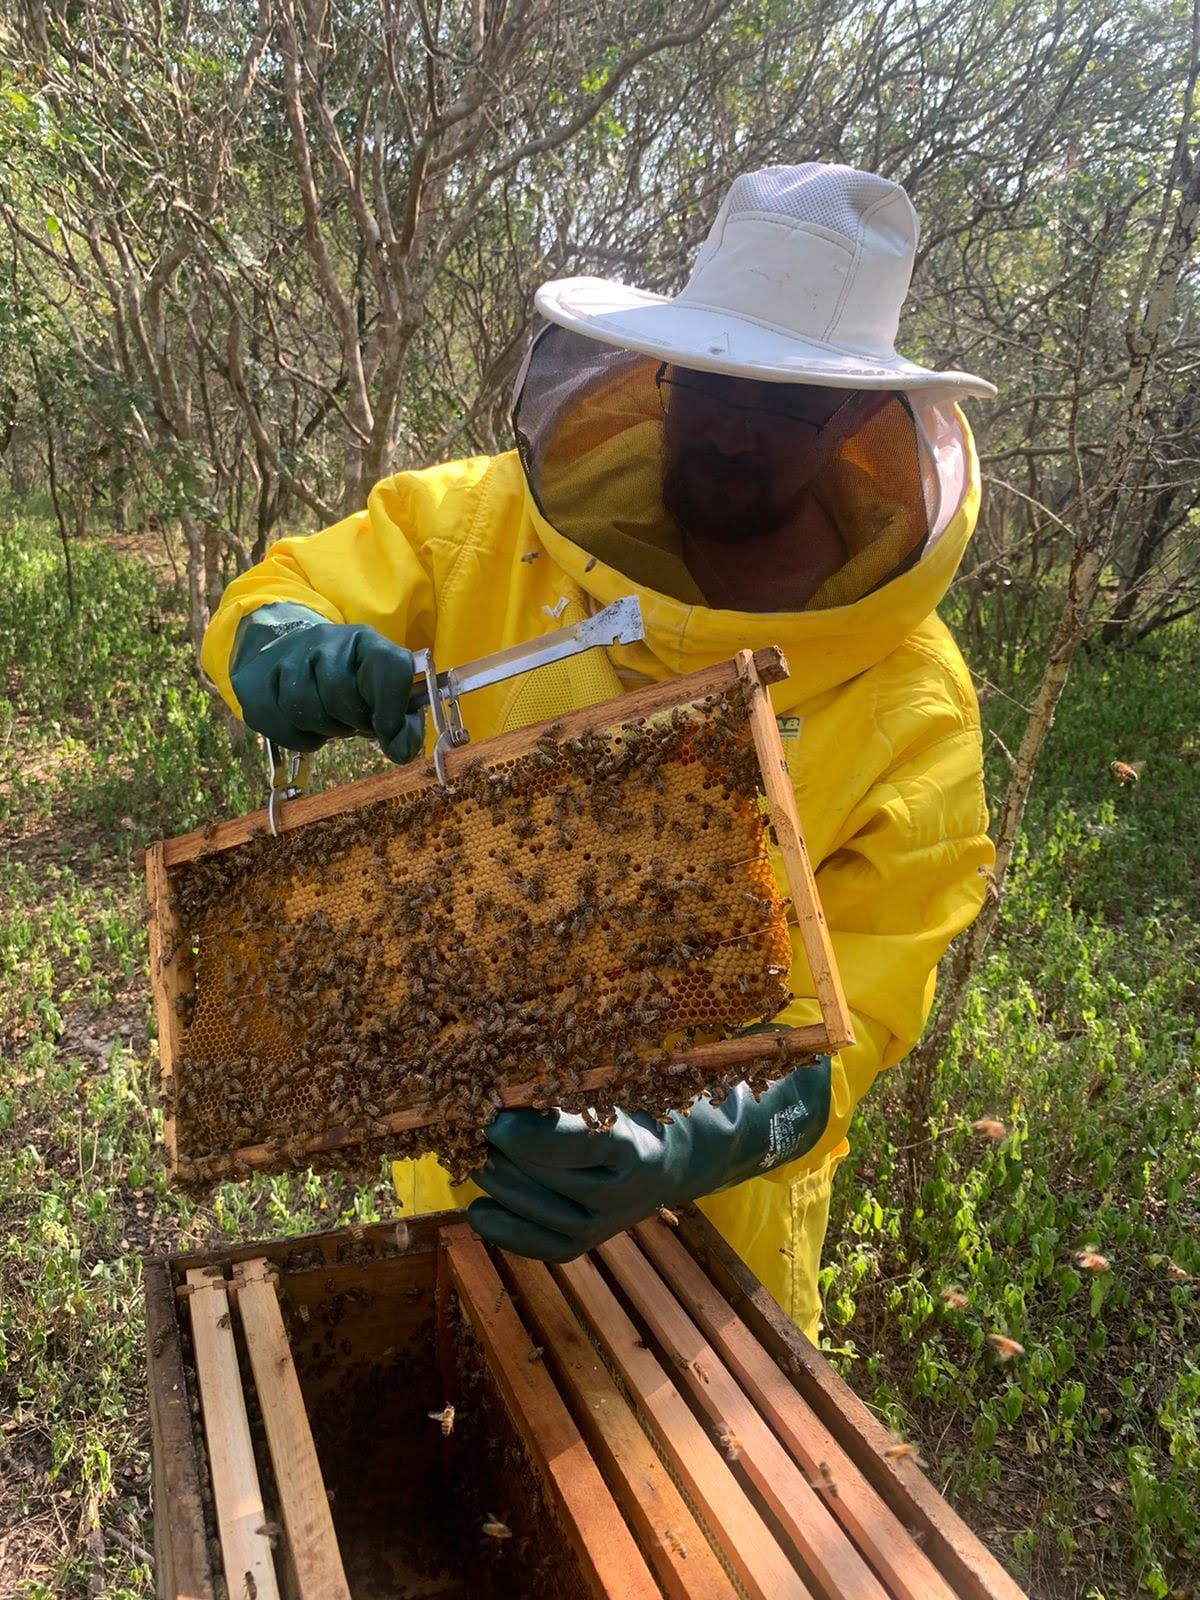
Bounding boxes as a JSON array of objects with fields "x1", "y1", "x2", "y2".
[{"x1": 513, "y1": 324, "x2": 940, "y2": 613}]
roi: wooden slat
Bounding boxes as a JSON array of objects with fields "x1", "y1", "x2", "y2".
[
  {"x1": 554, "y1": 1253, "x2": 813, "y2": 1600},
  {"x1": 145, "y1": 843, "x2": 184, "y2": 1171},
  {"x1": 598, "y1": 1233, "x2": 889, "y2": 1600},
  {"x1": 184, "y1": 1269, "x2": 280, "y2": 1600},
  {"x1": 191, "y1": 1027, "x2": 827, "y2": 1178},
  {"x1": 677, "y1": 1211, "x2": 1030, "y2": 1600},
  {"x1": 501, "y1": 1250, "x2": 739, "y2": 1600},
  {"x1": 443, "y1": 1230, "x2": 661, "y2": 1600},
  {"x1": 233, "y1": 1260, "x2": 350, "y2": 1600},
  {"x1": 160, "y1": 647, "x2": 790, "y2": 866},
  {"x1": 736, "y1": 651, "x2": 854, "y2": 1051},
  {"x1": 146, "y1": 1260, "x2": 216, "y2": 1600},
  {"x1": 635, "y1": 1218, "x2": 960, "y2": 1600}
]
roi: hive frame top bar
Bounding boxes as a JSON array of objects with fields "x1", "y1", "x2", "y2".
[{"x1": 160, "y1": 645, "x2": 787, "y2": 869}]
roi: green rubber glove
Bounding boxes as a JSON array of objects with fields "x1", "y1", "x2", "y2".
[
  {"x1": 467, "y1": 1057, "x2": 831, "y2": 1262},
  {"x1": 230, "y1": 602, "x2": 424, "y2": 764}
]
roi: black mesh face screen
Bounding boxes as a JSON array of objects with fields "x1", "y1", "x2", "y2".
[{"x1": 512, "y1": 323, "x2": 933, "y2": 612}]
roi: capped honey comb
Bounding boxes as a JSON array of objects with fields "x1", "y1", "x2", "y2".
[{"x1": 147, "y1": 650, "x2": 850, "y2": 1185}]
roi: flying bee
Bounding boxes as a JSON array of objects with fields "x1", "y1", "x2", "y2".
[
  {"x1": 663, "y1": 1528, "x2": 687, "y2": 1558},
  {"x1": 481, "y1": 1515, "x2": 512, "y2": 1541},
  {"x1": 1073, "y1": 1250, "x2": 1111, "y2": 1273},
  {"x1": 815, "y1": 1461, "x2": 838, "y2": 1499},
  {"x1": 428, "y1": 1404, "x2": 455, "y2": 1436},
  {"x1": 883, "y1": 1440, "x2": 925, "y2": 1466},
  {"x1": 985, "y1": 1333, "x2": 1025, "y2": 1361},
  {"x1": 940, "y1": 1287, "x2": 968, "y2": 1311},
  {"x1": 970, "y1": 1117, "x2": 1007, "y2": 1141},
  {"x1": 717, "y1": 1427, "x2": 741, "y2": 1461}
]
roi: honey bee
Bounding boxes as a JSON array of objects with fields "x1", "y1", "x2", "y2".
[
  {"x1": 985, "y1": 1333, "x2": 1025, "y2": 1361},
  {"x1": 663, "y1": 1527, "x2": 688, "y2": 1558},
  {"x1": 717, "y1": 1428, "x2": 742, "y2": 1461},
  {"x1": 778, "y1": 1245, "x2": 794, "y2": 1261},
  {"x1": 481, "y1": 1514, "x2": 512, "y2": 1540},
  {"x1": 940, "y1": 1287, "x2": 968, "y2": 1311},
  {"x1": 883, "y1": 1440, "x2": 925, "y2": 1466},
  {"x1": 977, "y1": 863, "x2": 1000, "y2": 902},
  {"x1": 1072, "y1": 1250, "x2": 1111, "y2": 1273},
  {"x1": 815, "y1": 1462, "x2": 838, "y2": 1499},
  {"x1": 519, "y1": 550, "x2": 540, "y2": 564},
  {"x1": 217, "y1": 1312, "x2": 231, "y2": 1330},
  {"x1": 691, "y1": 1360, "x2": 710, "y2": 1386},
  {"x1": 527, "y1": 1346, "x2": 544, "y2": 1363},
  {"x1": 657, "y1": 1207, "x2": 680, "y2": 1227},
  {"x1": 428, "y1": 1404, "x2": 455, "y2": 1436},
  {"x1": 969, "y1": 1118, "x2": 1007, "y2": 1141},
  {"x1": 244, "y1": 1573, "x2": 257, "y2": 1600}
]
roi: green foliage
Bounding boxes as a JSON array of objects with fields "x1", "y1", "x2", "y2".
[{"x1": 825, "y1": 628, "x2": 1200, "y2": 1597}]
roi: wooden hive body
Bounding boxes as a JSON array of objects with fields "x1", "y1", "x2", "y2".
[
  {"x1": 147, "y1": 649, "x2": 852, "y2": 1185},
  {"x1": 147, "y1": 1211, "x2": 1029, "y2": 1600}
]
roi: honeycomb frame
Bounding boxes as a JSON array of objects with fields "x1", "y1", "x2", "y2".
[{"x1": 146, "y1": 648, "x2": 852, "y2": 1185}]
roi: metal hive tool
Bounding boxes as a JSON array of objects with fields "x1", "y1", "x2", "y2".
[{"x1": 146, "y1": 645, "x2": 853, "y2": 1185}]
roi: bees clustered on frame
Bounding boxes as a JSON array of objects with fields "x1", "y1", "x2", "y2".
[{"x1": 164, "y1": 687, "x2": 799, "y2": 1184}]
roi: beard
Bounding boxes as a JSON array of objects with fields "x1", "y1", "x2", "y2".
[{"x1": 662, "y1": 446, "x2": 793, "y2": 544}]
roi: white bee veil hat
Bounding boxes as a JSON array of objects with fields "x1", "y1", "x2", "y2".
[{"x1": 534, "y1": 164, "x2": 996, "y2": 399}]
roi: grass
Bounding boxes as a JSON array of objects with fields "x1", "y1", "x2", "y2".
[{"x1": 1, "y1": 510, "x2": 1196, "y2": 1597}]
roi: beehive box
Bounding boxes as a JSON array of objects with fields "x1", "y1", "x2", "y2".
[
  {"x1": 146, "y1": 1209, "x2": 1029, "y2": 1600},
  {"x1": 147, "y1": 648, "x2": 852, "y2": 1186}
]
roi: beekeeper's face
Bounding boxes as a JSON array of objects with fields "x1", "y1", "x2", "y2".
[{"x1": 657, "y1": 365, "x2": 863, "y2": 543}]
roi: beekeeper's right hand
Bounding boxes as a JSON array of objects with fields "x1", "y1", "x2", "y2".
[{"x1": 230, "y1": 602, "x2": 425, "y2": 764}]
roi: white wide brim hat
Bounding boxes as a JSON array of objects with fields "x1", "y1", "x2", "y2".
[{"x1": 535, "y1": 165, "x2": 996, "y2": 400}]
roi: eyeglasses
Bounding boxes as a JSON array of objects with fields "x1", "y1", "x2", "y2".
[{"x1": 654, "y1": 363, "x2": 862, "y2": 439}]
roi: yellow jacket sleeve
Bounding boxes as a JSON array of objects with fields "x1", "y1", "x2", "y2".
[
  {"x1": 200, "y1": 475, "x2": 443, "y2": 719},
  {"x1": 770, "y1": 717, "x2": 993, "y2": 1179}
]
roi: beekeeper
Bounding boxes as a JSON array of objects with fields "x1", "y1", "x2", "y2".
[{"x1": 202, "y1": 164, "x2": 995, "y2": 1341}]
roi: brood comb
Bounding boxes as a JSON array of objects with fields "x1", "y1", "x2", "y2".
[{"x1": 146, "y1": 648, "x2": 851, "y2": 1184}]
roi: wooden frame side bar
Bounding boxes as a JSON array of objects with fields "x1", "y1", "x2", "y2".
[
  {"x1": 736, "y1": 651, "x2": 853, "y2": 1050},
  {"x1": 500, "y1": 1250, "x2": 739, "y2": 1600},
  {"x1": 146, "y1": 1260, "x2": 216, "y2": 1600},
  {"x1": 635, "y1": 1218, "x2": 958, "y2": 1600},
  {"x1": 233, "y1": 1260, "x2": 351, "y2": 1600},
  {"x1": 596, "y1": 1233, "x2": 889, "y2": 1600},
  {"x1": 677, "y1": 1211, "x2": 1029, "y2": 1600},
  {"x1": 442, "y1": 1230, "x2": 661, "y2": 1600},
  {"x1": 160, "y1": 647, "x2": 790, "y2": 867},
  {"x1": 553, "y1": 1253, "x2": 814, "y2": 1600},
  {"x1": 145, "y1": 842, "x2": 183, "y2": 1171},
  {"x1": 184, "y1": 1269, "x2": 281, "y2": 1600}
]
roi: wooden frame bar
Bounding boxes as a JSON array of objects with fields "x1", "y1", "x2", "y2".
[
  {"x1": 232, "y1": 1260, "x2": 350, "y2": 1600},
  {"x1": 160, "y1": 650, "x2": 790, "y2": 867},
  {"x1": 736, "y1": 651, "x2": 854, "y2": 1049},
  {"x1": 596, "y1": 1233, "x2": 890, "y2": 1600},
  {"x1": 149, "y1": 645, "x2": 852, "y2": 1184},
  {"x1": 184, "y1": 1269, "x2": 280, "y2": 1600},
  {"x1": 499, "y1": 1250, "x2": 739, "y2": 1600},
  {"x1": 634, "y1": 1218, "x2": 958, "y2": 1600},
  {"x1": 553, "y1": 1252, "x2": 814, "y2": 1600},
  {"x1": 442, "y1": 1228, "x2": 662, "y2": 1600},
  {"x1": 675, "y1": 1210, "x2": 1030, "y2": 1600},
  {"x1": 146, "y1": 1260, "x2": 214, "y2": 1600}
]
